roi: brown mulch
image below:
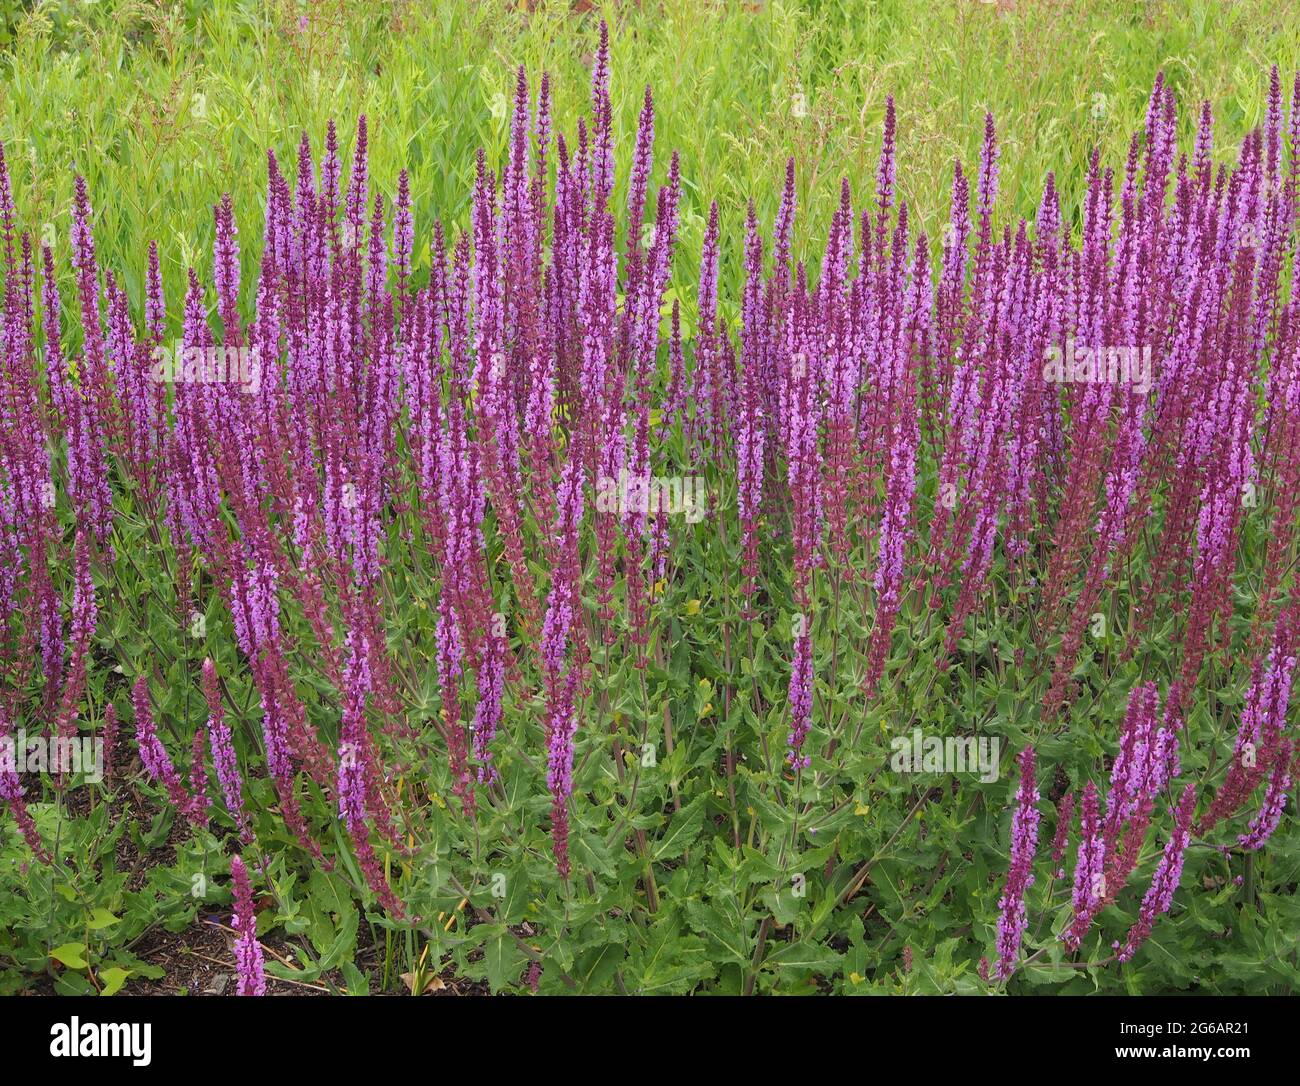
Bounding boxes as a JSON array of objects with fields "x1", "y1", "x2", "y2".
[
  {"x1": 118, "y1": 916, "x2": 490, "y2": 995},
  {"x1": 19, "y1": 913, "x2": 491, "y2": 996},
  {"x1": 126, "y1": 919, "x2": 342, "y2": 995}
]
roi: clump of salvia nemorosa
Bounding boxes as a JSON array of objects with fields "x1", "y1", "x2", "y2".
[{"x1": 1, "y1": 28, "x2": 1298, "y2": 980}]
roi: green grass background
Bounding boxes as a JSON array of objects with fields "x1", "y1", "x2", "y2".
[{"x1": 2, "y1": 0, "x2": 1296, "y2": 330}]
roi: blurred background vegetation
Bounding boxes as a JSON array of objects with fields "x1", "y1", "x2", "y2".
[{"x1": 1, "y1": 0, "x2": 1296, "y2": 330}]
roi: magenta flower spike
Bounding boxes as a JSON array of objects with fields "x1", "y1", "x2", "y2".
[
  {"x1": 994, "y1": 747, "x2": 1040, "y2": 980},
  {"x1": 230, "y1": 855, "x2": 266, "y2": 996}
]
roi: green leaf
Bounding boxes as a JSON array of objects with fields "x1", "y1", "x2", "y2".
[
  {"x1": 51, "y1": 943, "x2": 89, "y2": 969},
  {"x1": 652, "y1": 797, "x2": 705, "y2": 862},
  {"x1": 627, "y1": 921, "x2": 711, "y2": 994},
  {"x1": 574, "y1": 942, "x2": 626, "y2": 993},
  {"x1": 684, "y1": 901, "x2": 749, "y2": 964},
  {"x1": 98, "y1": 966, "x2": 131, "y2": 997},
  {"x1": 87, "y1": 908, "x2": 120, "y2": 931},
  {"x1": 341, "y1": 961, "x2": 369, "y2": 995},
  {"x1": 764, "y1": 941, "x2": 844, "y2": 973},
  {"x1": 316, "y1": 908, "x2": 359, "y2": 972},
  {"x1": 494, "y1": 862, "x2": 531, "y2": 925},
  {"x1": 482, "y1": 926, "x2": 526, "y2": 993}
]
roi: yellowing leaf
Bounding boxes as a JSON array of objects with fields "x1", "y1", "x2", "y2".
[
  {"x1": 98, "y1": 967, "x2": 131, "y2": 997},
  {"x1": 400, "y1": 971, "x2": 446, "y2": 995},
  {"x1": 87, "y1": 908, "x2": 120, "y2": 930},
  {"x1": 51, "y1": 943, "x2": 88, "y2": 969}
]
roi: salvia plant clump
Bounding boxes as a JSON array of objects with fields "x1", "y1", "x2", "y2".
[{"x1": 2, "y1": 23, "x2": 1300, "y2": 994}]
